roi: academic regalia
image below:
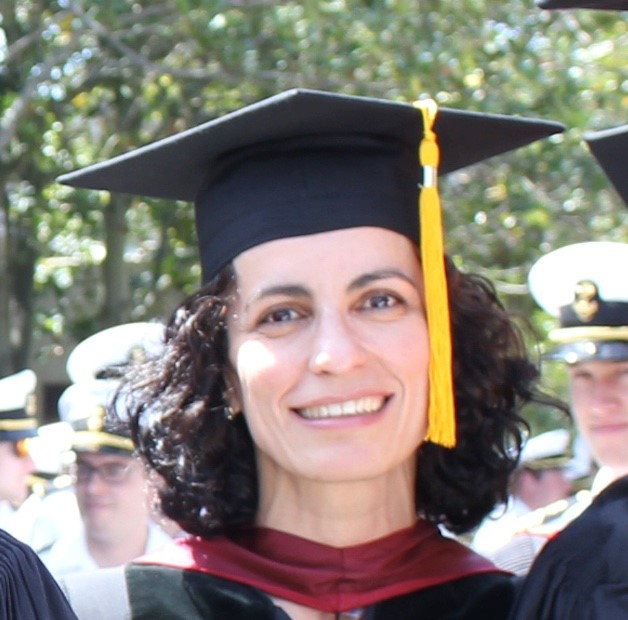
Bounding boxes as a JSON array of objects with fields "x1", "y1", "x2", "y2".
[
  {"x1": 61, "y1": 521, "x2": 516, "y2": 619},
  {"x1": 0, "y1": 529, "x2": 78, "y2": 620},
  {"x1": 508, "y1": 476, "x2": 628, "y2": 619}
]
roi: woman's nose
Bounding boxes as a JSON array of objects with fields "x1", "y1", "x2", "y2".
[{"x1": 308, "y1": 311, "x2": 368, "y2": 375}]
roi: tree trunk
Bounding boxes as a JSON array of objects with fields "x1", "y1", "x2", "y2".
[{"x1": 101, "y1": 195, "x2": 130, "y2": 326}]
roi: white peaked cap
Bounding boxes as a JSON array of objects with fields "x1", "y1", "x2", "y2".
[
  {"x1": 57, "y1": 379, "x2": 134, "y2": 453},
  {"x1": 57, "y1": 380, "x2": 119, "y2": 425},
  {"x1": 66, "y1": 321, "x2": 165, "y2": 383},
  {"x1": 528, "y1": 241, "x2": 628, "y2": 317},
  {"x1": 0, "y1": 369, "x2": 37, "y2": 412},
  {"x1": 28, "y1": 421, "x2": 74, "y2": 474},
  {"x1": 521, "y1": 429, "x2": 571, "y2": 468}
]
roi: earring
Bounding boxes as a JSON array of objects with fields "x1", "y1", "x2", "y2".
[{"x1": 225, "y1": 405, "x2": 240, "y2": 421}]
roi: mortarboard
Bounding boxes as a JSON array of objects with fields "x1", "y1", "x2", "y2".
[
  {"x1": 58, "y1": 88, "x2": 564, "y2": 448},
  {"x1": 584, "y1": 125, "x2": 628, "y2": 208},
  {"x1": 58, "y1": 89, "x2": 565, "y2": 281},
  {"x1": 0, "y1": 369, "x2": 38, "y2": 442},
  {"x1": 536, "y1": 0, "x2": 628, "y2": 9},
  {"x1": 528, "y1": 241, "x2": 628, "y2": 363}
]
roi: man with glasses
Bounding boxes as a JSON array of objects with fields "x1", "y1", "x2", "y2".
[{"x1": 39, "y1": 324, "x2": 172, "y2": 579}]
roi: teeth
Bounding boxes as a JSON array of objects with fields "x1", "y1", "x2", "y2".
[{"x1": 299, "y1": 396, "x2": 385, "y2": 420}]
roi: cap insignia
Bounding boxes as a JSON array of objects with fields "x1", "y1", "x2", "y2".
[{"x1": 572, "y1": 280, "x2": 600, "y2": 323}]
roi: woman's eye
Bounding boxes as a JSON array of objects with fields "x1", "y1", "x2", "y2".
[
  {"x1": 364, "y1": 292, "x2": 400, "y2": 310},
  {"x1": 260, "y1": 307, "x2": 301, "y2": 324}
]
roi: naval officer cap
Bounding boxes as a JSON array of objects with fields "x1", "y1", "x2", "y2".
[
  {"x1": 0, "y1": 369, "x2": 38, "y2": 442},
  {"x1": 520, "y1": 429, "x2": 571, "y2": 471},
  {"x1": 529, "y1": 241, "x2": 628, "y2": 363},
  {"x1": 66, "y1": 321, "x2": 165, "y2": 384},
  {"x1": 536, "y1": 0, "x2": 628, "y2": 10},
  {"x1": 58, "y1": 380, "x2": 134, "y2": 454},
  {"x1": 58, "y1": 88, "x2": 564, "y2": 449},
  {"x1": 584, "y1": 125, "x2": 628, "y2": 208}
]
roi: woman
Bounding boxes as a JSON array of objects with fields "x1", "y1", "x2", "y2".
[{"x1": 58, "y1": 89, "x2": 564, "y2": 619}]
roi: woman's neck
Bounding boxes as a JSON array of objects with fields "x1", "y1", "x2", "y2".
[{"x1": 255, "y1": 459, "x2": 417, "y2": 547}]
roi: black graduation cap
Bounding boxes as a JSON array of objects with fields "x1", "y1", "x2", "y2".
[
  {"x1": 536, "y1": 0, "x2": 628, "y2": 9},
  {"x1": 58, "y1": 88, "x2": 564, "y2": 448},
  {"x1": 59, "y1": 88, "x2": 564, "y2": 283},
  {"x1": 584, "y1": 125, "x2": 628, "y2": 208}
]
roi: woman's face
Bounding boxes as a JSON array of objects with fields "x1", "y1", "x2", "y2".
[{"x1": 227, "y1": 226, "x2": 430, "y2": 485}]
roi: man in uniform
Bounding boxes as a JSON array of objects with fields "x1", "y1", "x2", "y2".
[
  {"x1": 0, "y1": 369, "x2": 80, "y2": 553},
  {"x1": 509, "y1": 124, "x2": 628, "y2": 617},
  {"x1": 471, "y1": 429, "x2": 574, "y2": 562},
  {"x1": 39, "y1": 322, "x2": 172, "y2": 578},
  {"x1": 0, "y1": 369, "x2": 39, "y2": 519}
]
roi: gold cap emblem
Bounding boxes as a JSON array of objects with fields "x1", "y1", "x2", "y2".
[
  {"x1": 86, "y1": 406, "x2": 106, "y2": 431},
  {"x1": 572, "y1": 280, "x2": 600, "y2": 323}
]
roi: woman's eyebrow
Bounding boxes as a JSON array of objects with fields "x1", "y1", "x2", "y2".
[
  {"x1": 243, "y1": 270, "x2": 415, "y2": 310},
  {"x1": 348, "y1": 269, "x2": 416, "y2": 292},
  {"x1": 245, "y1": 284, "x2": 310, "y2": 310}
]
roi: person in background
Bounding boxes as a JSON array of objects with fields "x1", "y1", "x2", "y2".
[
  {"x1": 0, "y1": 528, "x2": 78, "y2": 619},
  {"x1": 471, "y1": 429, "x2": 573, "y2": 562},
  {"x1": 39, "y1": 323, "x2": 172, "y2": 578},
  {"x1": 0, "y1": 369, "x2": 38, "y2": 517},
  {"x1": 57, "y1": 89, "x2": 564, "y2": 618},
  {"x1": 0, "y1": 369, "x2": 81, "y2": 553},
  {"x1": 509, "y1": 124, "x2": 628, "y2": 618}
]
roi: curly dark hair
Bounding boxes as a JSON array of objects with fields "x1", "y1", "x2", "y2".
[{"x1": 122, "y1": 257, "x2": 562, "y2": 538}]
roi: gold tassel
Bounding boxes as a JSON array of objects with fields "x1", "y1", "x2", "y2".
[{"x1": 413, "y1": 99, "x2": 456, "y2": 448}]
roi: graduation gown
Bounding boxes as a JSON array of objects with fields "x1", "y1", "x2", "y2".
[
  {"x1": 126, "y1": 565, "x2": 515, "y2": 619},
  {"x1": 508, "y1": 475, "x2": 628, "y2": 619},
  {"x1": 62, "y1": 520, "x2": 515, "y2": 619},
  {"x1": 0, "y1": 529, "x2": 78, "y2": 620}
]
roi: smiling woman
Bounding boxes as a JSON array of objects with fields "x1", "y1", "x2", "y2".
[{"x1": 57, "y1": 89, "x2": 566, "y2": 619}]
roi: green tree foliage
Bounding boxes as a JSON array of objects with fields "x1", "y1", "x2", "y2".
[{"x1": 1, "y1": 0, "x2": 626, "y2": 425}]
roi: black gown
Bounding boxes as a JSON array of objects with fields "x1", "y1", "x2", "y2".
[
  {"x1": 125, "y1": 565, "x2": 515, "y2": 619},
  {"x1": 0, "y1": 529, "x2": 78, "y2": 620},
  {"x1": 508, "y1": 475, "x2": 628, "y2": 620}
]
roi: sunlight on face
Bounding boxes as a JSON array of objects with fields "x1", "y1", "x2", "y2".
[{"x1": 228, "y1": 226, "x2": 430, "y2": 488}]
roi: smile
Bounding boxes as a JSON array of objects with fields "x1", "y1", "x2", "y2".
[{"x1": 297, "y1": 396, "x2": 387, "y2": 420}]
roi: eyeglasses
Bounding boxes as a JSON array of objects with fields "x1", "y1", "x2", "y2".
[
  {"x1": 12, "y1": 439, "x2": 31, "y2": 459},
  {"x1": 72, "y1": 460, "x2": 135, "y2": 485}
]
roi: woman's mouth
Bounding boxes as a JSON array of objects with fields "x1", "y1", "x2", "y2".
[{"x1": 296, "y1": 396, "x2": 388, "y2": 420}]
